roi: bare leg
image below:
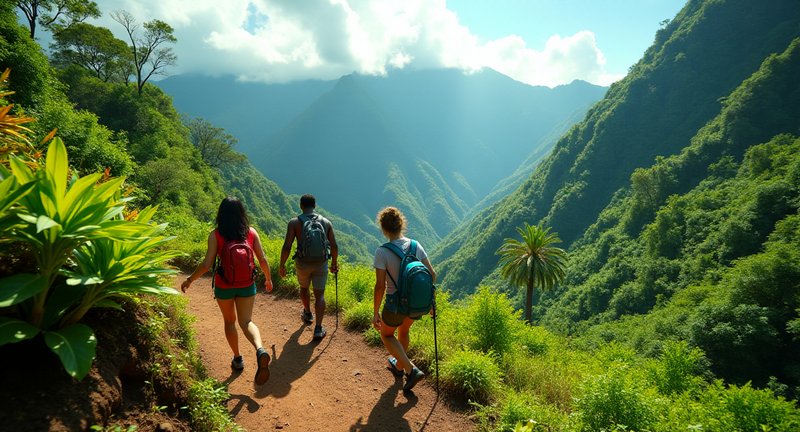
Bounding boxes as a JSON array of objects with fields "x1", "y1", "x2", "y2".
[
  {"x1": 216, "y1": 298, "x2": 240, "y2": 356},
  {"x1": 300, "y1": 285, "x2": 312, "y2": 313},
  {"x1": 397, "y1": 318, "x2": 413, "y2": 352},
  {"x1": 234, "y1": 295, "x2": 263, "y2": 350},
  {"x1": 380, "y1": 317, "x2": 416, "y2": 374},
  {"x1": 313, "y1": 289, "x2": 325, "y2": 327}
]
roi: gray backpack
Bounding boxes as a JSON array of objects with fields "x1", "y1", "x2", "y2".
[{"x1": 297, "y1": 214, "x2": 330, "y2": 260}]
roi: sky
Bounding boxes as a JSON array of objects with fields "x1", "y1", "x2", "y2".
[{"x1": 45, "y1": 0, "x2": 686, "y2": 88}]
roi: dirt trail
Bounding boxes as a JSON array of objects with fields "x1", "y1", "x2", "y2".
[{"x1": 178, "y1": 274, "x2": 474, "y2": 432}]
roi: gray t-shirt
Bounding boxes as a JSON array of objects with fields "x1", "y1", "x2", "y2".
[{"x1": 373, "y1": 237, "x2": 428, "y2": 295}]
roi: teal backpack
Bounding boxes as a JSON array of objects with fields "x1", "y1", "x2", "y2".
[{"x1": 381, "y1": 240, "x2": 435, "y2": 318}]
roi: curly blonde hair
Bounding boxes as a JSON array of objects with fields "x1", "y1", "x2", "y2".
[{"x1": 377, "y1": 206, "x2": 406, "y2": 235}]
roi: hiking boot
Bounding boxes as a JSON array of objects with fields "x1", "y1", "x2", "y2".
[
  {"x1": 403, "y1": 367, "x2": 425, "y2": 392},
  {"x1": 313, "y1": 325, "x2": 327, "y2": 341},
  {"x1": 254, "y1": 347, "x2": 270, "y2": 385},
  {"x1": 387, "y1": 356, "x2": 404, "y2": 377},
  {"x1": 301, "y1": 310, "x2": 313, "y2": 325},
  {"x1": 231, "y1": 355, "x2": 244, "y2": 371}
]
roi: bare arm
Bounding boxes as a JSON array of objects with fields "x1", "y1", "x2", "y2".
[
  {"x1": 252, "y1": 230, "x2": 273, "y2": 292},
  {"x1": 181, "y1": 231, "x2": 218, "y2": 292},
  {"x1": 372, "y1": 268, "x2": 387, "y2": 330},
  {"x1": 327, "y1": 221, "x2": 339, "y2": 273},
  {"x1": 279, "y1": 219, "x2": 296, "y2": 278}
]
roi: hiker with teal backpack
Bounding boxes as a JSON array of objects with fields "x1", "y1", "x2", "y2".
[
  {"x1": 181, "y1": 197, "x2": 273, "y2": 385},
  {"x1": 279, "y1": 194, "x2": 339, "y2": 341},
  {"x1": 372, "y1": 206, "x2": 436, "y2": 392}
]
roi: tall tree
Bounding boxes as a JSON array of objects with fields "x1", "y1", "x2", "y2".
[
  {"x1": 186, "y1": 117, "x2": 246, "y2": 168},
  {"x1": 496, "y1": 223, "x2": 567, "y2": 324},
  {"x1": 16, "y1": 0, "x2": 100, "y2": 39},
  {"x1": 110, "y1": 10, "x2": 176, "y2": 95},
  {"x1": 50, "y1": 22, "x2": 132, "y2": 82}
]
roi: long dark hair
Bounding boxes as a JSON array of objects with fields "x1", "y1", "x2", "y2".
[{"x1": 216, "y1": 197, "x2": 249, "y2": 241}]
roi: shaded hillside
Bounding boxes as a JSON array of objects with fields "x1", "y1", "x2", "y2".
[
  {"x1": 433, "y1": 0, "x2": 800, "y2": 296},
  {"x1": 156, "y1": 75, "x2": 335, "y2": 154},
  {"x1": 252, "y1": 69, "x2": 605, "y2": 246},
  {"x1": 221, "y1": 160, "x2": 379, "y2": 263}
]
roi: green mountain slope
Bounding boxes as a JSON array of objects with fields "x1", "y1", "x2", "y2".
[
  {"x1": 250, "y1": 69, "x2": 605, "y2": 247},
  {"x1": 433, "y1": 0, "x2": 800, "y2": 296},
  {"x1": 220, "y1": 159, "x2": 378, "y2": 263}
]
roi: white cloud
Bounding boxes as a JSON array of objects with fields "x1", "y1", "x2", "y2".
[{"x1": 88, "y1": 0, "x2": 618, "y2": 87}]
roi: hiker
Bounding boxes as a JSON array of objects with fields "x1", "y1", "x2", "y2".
[
  {"x1": 372, "y1": 206, "x2": 435, "y2": 392},
  {"x1": 181, "y1": 197, "x2": 273, "y2": 385},
  {"x1": 279, "y1": 194, "x2": 339, "y2": 341}
]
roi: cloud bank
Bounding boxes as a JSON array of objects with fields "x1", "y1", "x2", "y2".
[{"x1": 94, "y1": 0, "x2": 619, "y2": 87}]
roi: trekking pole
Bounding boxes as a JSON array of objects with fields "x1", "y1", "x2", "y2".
[
  {"x1": 432, "y1": 288, "x2": 439, "y2": 395},
  {"x1": 335, "y1": 271, "x2": 339, "y2": 329}
]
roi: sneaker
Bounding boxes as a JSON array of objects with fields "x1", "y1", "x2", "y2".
[
  {"x1": 231, "y1": 355, "x2": 244, "y2": 371},
  {"x1": 254, "y1": 347, "x2": 270, "y2": 385},
  {"x1": 301, "y1": 310, "x2": 313, "y2": 325},
  {"x1": 403, "y1": 367, "x2": 425, "y2": 392},
  {"x1": 313, "y1": 325, "x2": 327, "y2": 341},
  {"x1": 387, "y1": 356, "x2": 404, "y2": 377}
]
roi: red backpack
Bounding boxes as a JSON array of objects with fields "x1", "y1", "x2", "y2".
[{"x1": 214, "y1": 229, "x2": 255, "y2": 288}]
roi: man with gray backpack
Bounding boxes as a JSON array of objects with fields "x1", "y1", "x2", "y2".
[{"x1": 279, "y1": 194, "x2": 339, "y2": 341}]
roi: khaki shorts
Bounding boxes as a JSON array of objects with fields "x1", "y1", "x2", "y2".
[
  {"x1": 295, "y1": 260, "x2": 328, "y2": 291},
  {"x1": 381, "y1": 307, "x2": 420, "y2": 327}
]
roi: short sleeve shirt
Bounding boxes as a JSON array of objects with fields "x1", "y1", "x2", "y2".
[{"x1": 373, "y1": 237, "x2": 428, "y2": 295}]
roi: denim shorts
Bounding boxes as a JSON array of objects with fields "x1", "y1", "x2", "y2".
[{"x1": 214, "y1": 284, "x2": 256, "y2": 300}]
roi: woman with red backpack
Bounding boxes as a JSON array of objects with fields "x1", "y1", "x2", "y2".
[{"x1": 181, "y1": 197, "x2": 274, "y2": 385}]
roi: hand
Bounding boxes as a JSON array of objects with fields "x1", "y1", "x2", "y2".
[
  {"x1": 372, "y1": 312, "x2": 382, "y2": 330},
  {"x1": 264, "y1": 278, "x2": 274, "y2": 293},
  {"x1": 330, "y1": 260, "x2": 338, "y2": 274},
  {"x1": 278, "y1": 264, "x2": 286, "y2": 278},
  {"x1": 181, "y1": 277, "x2": 192, "y2": 293}
]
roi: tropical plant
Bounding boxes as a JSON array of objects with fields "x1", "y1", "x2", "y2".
[
  {"x1": 496, "y1": 223, "x2": 567, "y2": 323},
  {"x1": 0, "y1": 137, "x2": 178, "y2": 379}
]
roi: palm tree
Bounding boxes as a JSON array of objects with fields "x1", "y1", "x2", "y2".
[{"x1": 496, "y1": 223, "x2": 567, "y2": 324}]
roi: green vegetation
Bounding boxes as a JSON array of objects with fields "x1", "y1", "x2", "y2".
[{"x1": 434, "y1": 0, "x2": 800, "y2": 297}]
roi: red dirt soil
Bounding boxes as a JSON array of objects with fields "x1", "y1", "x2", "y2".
[{"x1": 180, "y1": 274, "x2": 475, "y2": 432}]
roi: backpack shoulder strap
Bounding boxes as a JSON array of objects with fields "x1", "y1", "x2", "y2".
[
  {"x1": 381, "y1": 242, "x2": 406, "y2": 260},
  {"x1": 408, "y1": 239, "x2": 418, "y2": 256},
  {"x1": 298, "y1": 214, "x2": 308, "y2": 224}
]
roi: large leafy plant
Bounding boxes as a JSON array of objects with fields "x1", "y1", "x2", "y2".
[{"x1": 0, "y1": 134, "x2": 179, "y2": 379}]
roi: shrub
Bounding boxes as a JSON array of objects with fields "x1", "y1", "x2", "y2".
[
  {"x1": 440, "y1": 348, "x2": 502, "y2": 403},
  {"x1": 363, "y1": 326, "x2": 382, "y2": 346},
  {"x1": 343, "y1": 301, "x2": 373, "y2": 331},
  {"x1": 513, "y1": 324, "x2": 551, "y2": 356},
  {"x1": 648, "y1": 340, "x2": 707, "y2": 395},
  {"x1": 188, "y1": 378, "x2": 242, "y2": 432},
  {"x1": 464, "y1": 287, "x2": 519, "y2": 356},
  {"x1": 502, "y1": 349, "x2": 578, "y2": 410},
  {"x1": 576, "y1": 368, "x2": 657, "y2": 432}
]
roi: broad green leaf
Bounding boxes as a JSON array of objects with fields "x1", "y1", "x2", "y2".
[
  {"x1": 44, "y1": 324, "x2": 97, "y2": 380},
  {"x1": 45, "y1": 138, "x2": 68, "y2": 200},
  {"x1": 41, "y1": 284, "x2": 85, "y2": 330},
  {"x1": 0, "y1": 317, "x2": 40, "y2": 345},
  {"x1": 35, "y1": 214, "x2": 61, "y2": 233},
  {"x1": 8, "y1": 156, "x2": 33, "y2": 183},
  {"x1": 17, "y1": 213, "x2": 37, "y2": 224},
  {"x1": 66, "y1": 276, "x2": 104, "y2": 286},
  {"x1": 0, "y1": 273, "x2": 47, "y2": 307}
]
